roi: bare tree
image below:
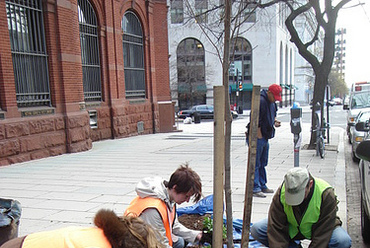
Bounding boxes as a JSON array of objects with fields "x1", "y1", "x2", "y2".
[
  {"x1": 256, "y1": 0, "x2": 352, "y2": 147},
  {"x1": 177, "y1": 1, "x2": 260, "y2": 247}
]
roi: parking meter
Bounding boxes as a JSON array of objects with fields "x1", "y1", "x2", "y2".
[{"x1": 290, "y1": 102, "x2": 302, "y2": 167}]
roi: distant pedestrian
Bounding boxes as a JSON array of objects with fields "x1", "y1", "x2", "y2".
[
  {"x1": 251, "y1": 167, "x2": 352, "y2": 248},
  {"x1": 124, "y1": 164, "x2": 203, "y2": 248},
  {"x1": 246, "y1": 84, "x2": 282, "y2": 197},
  {"x1": 0, "y1": 209, "x2": 163, "y2": 248}
]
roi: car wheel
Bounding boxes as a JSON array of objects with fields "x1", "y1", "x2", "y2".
[
  {"x1": 351, "y1": 149, "x2": 360, "y2": 163},
  {"x1": 361, "y1": 193, "x2": 370, "y2": 243}
]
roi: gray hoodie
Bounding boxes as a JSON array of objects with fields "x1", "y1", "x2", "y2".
[{"x1": 135, "y1": 176, "x2": 201, "y2": 247}]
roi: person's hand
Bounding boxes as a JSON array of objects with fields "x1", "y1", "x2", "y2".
[
  {"x1": 199, "y1": 231, "x2": 212, "y2": 245},
  {"x1": 274, "y1": 120, "x2": 281, "y2": 127}
]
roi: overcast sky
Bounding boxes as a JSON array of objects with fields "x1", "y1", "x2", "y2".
[{"x1": 336, "y1": 0, "x2": 370, "y2": 87}]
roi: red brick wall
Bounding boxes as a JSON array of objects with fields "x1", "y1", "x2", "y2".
[
  {"x1": 0, "y1": 115, "x2": 67, "y2": 166},
  {"x1": 153, "y1": 0, "x2": 172, "y2": 102},
  {"x1": 0, "y1": 0, "x2": 174, "y2": 166}
]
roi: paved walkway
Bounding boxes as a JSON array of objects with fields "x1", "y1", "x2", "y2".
[{"x1": 0, "y1": 105, "x2": 347, "y2": 240}]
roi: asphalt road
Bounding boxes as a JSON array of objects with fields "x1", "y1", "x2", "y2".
[{"x1": 344, "y1": 133, "x2": 369, "y2": 247}]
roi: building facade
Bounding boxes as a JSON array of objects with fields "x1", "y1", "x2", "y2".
[
  {"x1": 168, "y1": 0, "x2": 297, "y2": 111},
  {"x1": 0, "y1": 0, "x2": 174, "y2": 165}
]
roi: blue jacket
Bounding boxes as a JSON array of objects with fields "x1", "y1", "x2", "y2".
[{"x1": 259, "y1": 90, "x2": 277, "y2": 140}]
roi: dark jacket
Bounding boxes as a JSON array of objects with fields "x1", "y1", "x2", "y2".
[
  {"x1": 267, "y1": 178, "x2": 342, "y2": 248},
  {"x1": 259, "y1": 90, "x2": 277, "y2": 140}
]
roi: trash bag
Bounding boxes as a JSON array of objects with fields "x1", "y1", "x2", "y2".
[
  {"x1": 177, "y1": 195, "x2": 214, "y2": 216},
  {"x1": 0, "y1": 198, "x2": 22, "y2": 246}
]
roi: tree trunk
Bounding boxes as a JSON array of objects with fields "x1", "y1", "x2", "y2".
[
  {"x1": 222, "y1": 0, "x2": 234, "y2": 246},
  {"x1": 309, "y1": 71, "x2": 328, "y2": 148}
]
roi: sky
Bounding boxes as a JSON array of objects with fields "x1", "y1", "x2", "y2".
[{"x1": 336, "y1": 0, "x2": 370, "y2": 87}]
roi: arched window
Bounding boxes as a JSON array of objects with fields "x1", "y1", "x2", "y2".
[
  {"x1": 6, "y1": 0, "x2": 51, "y2": 107},
  {"x1": 177, "y1": 38, "x2": 205, "y2": 110},
  {"x1": 229, "y1": 37, "x2": 252, "y2": 110},
  {"x1": 78, "y1": 0, "x2": 102, "y2": 102},
  {"x1": 122, "y1": 11, "x2": 145, "y2": 99},
  {"x1": 229, "y1": 37, "x2": 252, "y2": 83}
]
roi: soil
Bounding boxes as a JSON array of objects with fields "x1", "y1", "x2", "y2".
[
  {"x1": 178, "y1": 213, "x2": 210, "y2": 231},
  {"x1": 178, "y1": 214, "x2": 211, "y2": 248}
]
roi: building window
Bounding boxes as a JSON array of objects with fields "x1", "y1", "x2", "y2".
[
  {"x1": 242, "y1": 2, "x2": 256, "y2": 23},
  {"x1": 122, "y1": 11, "x2": 145, "y2": 99},
  {"x1": 78, "y1": 0, "x2": 102, "y2": 102},
  {"x1": 177, "y1": 38, "x2": 205, "y2": 110},
  {"x1": 195, "y1": 0, "x2": 207, "y2": 23},
  {"x1": 6, "y1": 0, "x2": 51, "y2": 107},
  {"x1": 171, "y1": 0, "x2": 184, "y2": 24},
  {"x1": 229, "y1": 37, "x2": 252, "y2": 83}
]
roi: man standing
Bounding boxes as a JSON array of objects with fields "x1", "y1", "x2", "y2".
[
  {"x1": 251, "y1": 167, "x2": 352, "y2": 248},
  {"x1": 124, "y1": 164, "x2": 202, "y2": 248},
  {"x1": 247, "y1": 84, "x2": 282, "y2": 197}
]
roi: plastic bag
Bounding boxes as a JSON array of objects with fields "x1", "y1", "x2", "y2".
[
  {"x1": 0, "y1": 198, "x2": 21, "y2": 227},
  {"x1": 177, "y1": 195, "x2": 214, "y2": 216}
]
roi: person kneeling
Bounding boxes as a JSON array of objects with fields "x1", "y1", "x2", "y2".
[{"x1": 251, "y1": 167, "x2": 352, "y2": 248}]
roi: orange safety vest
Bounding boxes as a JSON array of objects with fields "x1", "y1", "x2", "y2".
[
  {"x1": 22, "y1": 227, "x2": 111, "y2": 248},
  {"x1": 124, "y1": 197, "x2": 176, "y2": 246}
]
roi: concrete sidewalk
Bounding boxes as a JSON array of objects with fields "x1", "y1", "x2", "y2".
[{"x1": 0, "y1": 106, "x2": 347, "y2": 238}]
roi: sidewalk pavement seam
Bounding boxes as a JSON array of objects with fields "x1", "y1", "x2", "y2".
[{"x1": 334, "y1": 129, "x2": 347, "y2": 230}]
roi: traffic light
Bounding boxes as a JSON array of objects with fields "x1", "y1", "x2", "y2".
[{"x1": 238, "y1": 81, "x2": 243, "y2": 91}]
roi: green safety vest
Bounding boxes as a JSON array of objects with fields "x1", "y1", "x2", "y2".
[{"x1": 280, "y1": 178, "x2": 332, "y2": 239}]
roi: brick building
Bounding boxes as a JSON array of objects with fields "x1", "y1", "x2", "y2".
[{"x1": 0, "y1": 0, "x2": 175, "y2": 165}]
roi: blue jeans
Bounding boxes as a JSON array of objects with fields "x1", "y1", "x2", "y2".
[
  {"x1": 251, "y1": 218, "x2": 352, "y2": 248},
  {"x1": 173, "y1": 237, "x2": 185, "y2": 248},
  {"x1": 247, "y1": 138, "x2": 270, "y2": 193}
]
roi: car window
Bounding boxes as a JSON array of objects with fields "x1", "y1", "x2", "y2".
[
  {"x1": 198, "y1": 106, "x2": 207, "y2": 111},
  {"x1": 207, "y1": 106, "x2": 214, "y2": 111},
  {"x1": 351, "y1": 91, "x2": 370, "y2": 109},
  {"x1": 359, "y1": 112, "x2": 370, "y2": 122}
]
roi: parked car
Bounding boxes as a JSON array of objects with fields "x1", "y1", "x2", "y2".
[
  {"x1": 331, "y1": 97, "x2": 343, "y2": 105},
  {"x1": 177, "y1": 105, "x2": 214, "y2": 119},
  {"x1": 343, "y1": 90, "x2": 370, "y2": 141},
  {"x1": 350, "y1": 111, "x2": 370, "y2": 162},
  {"x1": 355, "y1": 122, "x2": 370, "y2": 243},
  {"x1": 231, "y1": 110, "x2": 239, "y2": 119},
  {"x1": 177, "y1": 104, "x2": 238, "y2": 120}
]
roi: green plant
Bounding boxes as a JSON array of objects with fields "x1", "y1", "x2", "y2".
[{"x1": 202, "y1": 216, "x2": 227, "y2": 241}]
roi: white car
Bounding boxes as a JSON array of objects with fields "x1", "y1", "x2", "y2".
[
  {"x1": 343, "y1": 90, "x2": 370, "y2": 142},
  {"x1": 355, "y1": 124, "x2": 370, "y2": 243},
  {"x1": 350, "y1": 111, "x2": 370, "y2": 162},
  {"x1": 332, "y1": 97, "x2": 343, "y2": 105}
]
